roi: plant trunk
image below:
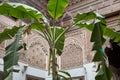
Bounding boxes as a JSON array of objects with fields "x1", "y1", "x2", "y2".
[{"x1": 50, "y1": 48, "x2": 57, "y2": 80}]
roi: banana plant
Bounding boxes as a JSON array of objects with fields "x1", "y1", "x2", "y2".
[
  {"x1": 0, "y1": 0, "x2": 120, "y2": 80},
  {"x1": 74, "y1": 12, "x2": 120, "y2": 80},
  {"x1": 0, "y1": 1, "x2": 71, "y2": 80}
]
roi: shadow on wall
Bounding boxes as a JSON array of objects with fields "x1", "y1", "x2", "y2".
[
  {"x1": 26, "y1": 75, "x2": 45, "y2": 80},
  {"x1": 72, "y1": 76, "x2": 85, "y2": 80}
]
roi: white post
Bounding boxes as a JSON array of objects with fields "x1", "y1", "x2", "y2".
[
  {"x1": 83, "y1": 63, "x2": 96, "y2": 80},
  {"x1": 13, "y1": 62, "x2": 28, "y2": 80},
  {"x1": 45, "y1": 71, "x2": 52, "y2": 80}
]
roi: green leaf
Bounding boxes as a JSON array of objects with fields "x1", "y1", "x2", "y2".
[
  {"x1": 91, "y1": 22, "x2": 105, "y2": 50},
  {"x1": 3, "y1": 27, "x2": 26, "y2": 80},
  {"x1": 92, "y1": 52, "x2": 103, "y2": 62},
  {"x1": 47, "y1": 0, "x2": 69, "y2": 19},
  {"x1": 5, "y1": 40, "x2": 26, "y2": 54},
  {"x1": 95, "y1": 63, "x2": 112, "y2": 80},
  {"x1": 4, "y1": 52, "x2": 20, "y2": 70},
  {"x1": 0, "y1": 2, "x2": 42, "y2": 20},
  {"x1": 58, "y1": 74, "x2": 68, "y2": 80},
  {"x1": 58, "y1": 71, "x2": 72, "y2": 80},
  {"x1": 0, "y1": 26, "x2": 20, "y2": 43},
  {"x1": 74, "y1": 11, "x2": 96, "y2": 23},
  {"x1": 89, "y1": 21, "x2": 113, "y2": 80},
  {"x1": 30, "y1": 22, "x2": 45, "y2": 32},
  {"x1": 76, "y1": 22, "x2": 94, "y2": 31},
  {"x1": 74, "y1": 12, "x2": 105, "y2": 31},
  {"x1": 48, "y1": 27, "x2": 65, "y2": 55},
  {"x1": 103, "y1": 27, "x2": 120, "y2": 44}
]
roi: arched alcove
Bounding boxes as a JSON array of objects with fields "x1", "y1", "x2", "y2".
[
  {"x1": 20, "y1": 32, "x2": 49, "y2": 70},
  {"x1": 61, "y1": 37, "x2": 83, "y2": 69}
]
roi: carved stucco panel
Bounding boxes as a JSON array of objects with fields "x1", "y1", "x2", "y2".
[
  {"x1": 20, "y1": 31, "x2": 49, "y2": 70},
  {"x1": 66, "y1": 28, "x2": 85, "y2": 49},
  {"x1": 61, "y1": 28, "x2": 94, "y2": 69},
  {"x1": 61, "y1": 37, "x2": 83, "y2": 69},
  {"x1": 61, "y1": 29, "x2": 85, "y2": 69},
  {"x1": 84, "y1": 29, "x2": 94, "y2": 63},
  {"x1": 0, "y1": 24, "x2": 6, "y2": 58}
]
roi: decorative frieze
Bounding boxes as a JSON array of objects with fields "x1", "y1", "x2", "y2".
[{"x1": 67, "y1": 0, "x2": 120, "y2": 17}]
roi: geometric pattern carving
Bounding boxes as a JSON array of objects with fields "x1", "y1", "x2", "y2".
[
  {"x1": 20, "y1": 32, "x2": 49, "y2": 70},
  {"x1": 61, "y1": 37, "x2": 83, "y2": 69},
  {"x1": 61, "y1": 29, "x2": 94, "y2": 69},
  {"x1": 0, "y1": 41, "x2": 5, "y2": 58}
]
